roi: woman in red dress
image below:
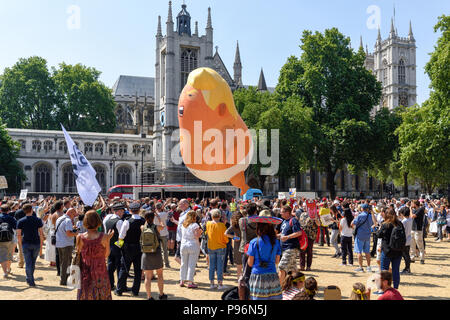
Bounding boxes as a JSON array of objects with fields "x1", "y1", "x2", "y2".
[{"x1": 76, "y1": 210, "x2": 114, "y2": 300}]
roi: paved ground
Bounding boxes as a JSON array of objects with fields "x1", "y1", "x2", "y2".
[{"x1": 1, "y1": 234, "x2": 449, "y2": 300}]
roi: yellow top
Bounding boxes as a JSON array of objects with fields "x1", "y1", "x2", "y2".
[{"x1": 206, "y1": 221, "x2": 229, "y2": 250}]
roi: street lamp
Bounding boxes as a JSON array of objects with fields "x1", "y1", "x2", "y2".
[
  {"x1": 135, "y1": 161, "x2": 139, "y2": 185},
  {"x1": 140, "y1": 145, "x2": 145, "y2": 197}
]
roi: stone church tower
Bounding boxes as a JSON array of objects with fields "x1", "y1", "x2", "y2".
[
  {"x1": 365, "y1": 19, "x2": 417, "y2": 111},
  {"x1": 153, "y1": 2, "x2": 243, "y2": 183}
]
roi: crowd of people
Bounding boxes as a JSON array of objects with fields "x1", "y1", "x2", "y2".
[{"x1": 0, "y1": 194, "x2": 449, "y2": 300}]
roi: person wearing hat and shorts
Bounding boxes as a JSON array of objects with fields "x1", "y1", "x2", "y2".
[
  {"x1": 115, "y1": 202, "x2": 145, "y2": 296},
  {"x1": 352, "y1": 203, "x2": 374, "y2": 272},
  {"x1": 103, "y1": 202, "x2": 126, "y2": 290},
  {"x1": 247, "y1": 210, "x2": 283, "y2": 300},
  {"x1": 277, "y1": 206, "x2": 302, "y2": 284}
]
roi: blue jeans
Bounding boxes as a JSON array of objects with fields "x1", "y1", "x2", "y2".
[
  {"x1": 22, "y1": 243, "x2": 40, "y2": 284},
  {"x1": 208, "y1": 248, "x2": 226, "y2": 282},
  {"x1": 380, "y1": 251, "x2": 401, "y2": 289}
]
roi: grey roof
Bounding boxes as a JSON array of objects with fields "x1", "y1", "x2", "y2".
[
  {"x1": 112, "y1": 75, "x2": 155, "y2": 98},
  {"x1": 258, "y1": 69, "x2": 268, "y2": 91}
]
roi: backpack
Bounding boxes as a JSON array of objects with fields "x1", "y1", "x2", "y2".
[
  {"x1": 289, "y1": 218, "x2": 308, "y2": 251},
  {"x1": 0, "y1": 218, "x2": 13, "y2": 242},
  {"x1": 222, "y1": 286, "x2": 240, "y2": 300},
  {"x1": 140, "y1": 224, "x2": 160, "y2": 253},
  {"x1": 388, "y1": 223, "x2": 406, "y2": 252}
]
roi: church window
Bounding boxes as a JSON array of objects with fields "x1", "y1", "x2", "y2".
[
  {"x1": 398, "y1": 59, "x2": 406, "y2": 84},
  {"x1": 181, "y1": 48, "x2": 198, "y2": 90},
  {"x1": 399, "y1": 91, "x2": 408, "y2": 107}
]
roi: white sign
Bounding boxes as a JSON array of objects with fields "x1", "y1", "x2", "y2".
[
  {"x1": 19, "y1": 189, "x2": 28, "y2": 200},
  {"x1": 0, "y1": 176, "x2": 7, "y2": 189},
  {"x1": 320, "y1": 213, "x2": 334, "y2": 226},
  {"x1": 39, "y1": 195, "x2": 44, "y2": 201},
  {"x1": 278, "y1": 192, "x2": 286, "y2": 199}
]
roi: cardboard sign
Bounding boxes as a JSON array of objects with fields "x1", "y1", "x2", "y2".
[
  {"x1": 306, "y1": 200, "x2": 317, "y2": 219},
  {"x1": 0, "y1": 176, "x2": 7, "y2": 189},
  {"x1": 289, "y1": 188, "x2": 296, "y2": 199},
  {"x1": 278, "y1": 192, "x2": 286, "y2": 199},
  {"x1": 19, "y1": 189, "x2": 28, "y2": 200}
]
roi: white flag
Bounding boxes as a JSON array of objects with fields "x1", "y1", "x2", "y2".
[{"x1": 61, "y1": 125, "x2": 101, "y2": 206}]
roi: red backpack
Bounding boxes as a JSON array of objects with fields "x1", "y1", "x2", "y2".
[{"x1": 289, "y1": 218, "x2": 308, "y2": 251}]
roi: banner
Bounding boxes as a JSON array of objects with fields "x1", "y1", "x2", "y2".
[
  {"x1": 62, "y1": 125, "x2": 101, "y2": 206},
  {"x1": 278, "y1": 192, "x2": 287, "y2": 199},
  {"x1": 0, "y1": 176, "x2": 7, "y2": 189}
]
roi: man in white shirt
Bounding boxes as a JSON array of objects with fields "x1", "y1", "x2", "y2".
[
  {"x1": 155, "y1": 202, "x2": 170, "y2": 268},
  {"x1": 399, "y1": 206, "x2": 413, "y2": 274}
]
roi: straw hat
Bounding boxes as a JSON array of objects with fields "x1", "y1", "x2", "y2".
[{"x1": 248, "y1": 210, "x2": 283, "y2": 225}]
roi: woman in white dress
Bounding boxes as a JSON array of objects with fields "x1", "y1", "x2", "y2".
[{"x1": 44, "y1": 211, "x2": 56, "y2": 267}]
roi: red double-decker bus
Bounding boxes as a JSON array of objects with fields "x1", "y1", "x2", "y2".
[{"x1": 107, "y1": 184, "x2": 239, "y2": 200}]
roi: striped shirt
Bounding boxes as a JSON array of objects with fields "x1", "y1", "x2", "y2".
[{"x1": 282, "y1": 287, "x2": 301, "y2": 300}]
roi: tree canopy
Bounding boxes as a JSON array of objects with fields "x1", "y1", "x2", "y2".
[{"x1": 0, "y1": 57, "x2": 117, "y2": 133}]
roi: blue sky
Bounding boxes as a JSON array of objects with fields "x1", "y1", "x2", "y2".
[{"x1": 0, "y1": 0, "x2": 448, "y2": 105}]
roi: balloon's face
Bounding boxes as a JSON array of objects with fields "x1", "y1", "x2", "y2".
[{"x1": 177, "y1": 68, "x2": 253, "y2": 195}]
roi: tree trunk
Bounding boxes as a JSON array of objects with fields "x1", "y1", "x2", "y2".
[
  {"x1": 403, "y1": 172, "x2": 409, "y2": 197},
  {"x1": 326, "y1": 169, "x2": 337, "y2": 200}
]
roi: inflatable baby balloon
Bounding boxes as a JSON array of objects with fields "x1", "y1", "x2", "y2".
[{"x1": 178, "y1": 67, "x2": 253, "y2": 196}]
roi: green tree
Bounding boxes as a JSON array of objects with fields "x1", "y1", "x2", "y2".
[
  {"x1": 0, "y1": 57, "x2": 117, "y2": 133},
  {"x1": 425, "y1": 15, "x2": 450, "y2": 105},
  {"x1": 396, "y1": 98, "x2": 450, "y2": 194},
  {"x1": 0, "y1": 118, "x2": 25, "y2": 193},
  {"x1": 233, "y1": 87, "x2": 313, "y2": 189},
  {"x1": 0, "y1": 57, "x2": 58, "y2": 130},
  {"x1": 53, "y1": 63, "x2": 117, "y2": 132},
  {"x1": 276, "y1": 28, "x2": 382, "y2": 198}
]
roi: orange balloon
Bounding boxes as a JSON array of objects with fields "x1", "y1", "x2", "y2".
[{"x1": 178, "y1": 68, "x2": 253, "y2": 196}]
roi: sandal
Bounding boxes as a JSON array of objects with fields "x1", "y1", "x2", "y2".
[{"x1": 188, "y1": 283, "x2": 198, "y2": 289}]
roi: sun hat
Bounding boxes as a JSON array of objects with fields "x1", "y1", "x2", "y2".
[{"x1": 248, "y1": 210, "x2": 283, "y2": 225}]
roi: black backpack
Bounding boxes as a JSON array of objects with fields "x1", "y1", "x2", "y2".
[
  {"x1": 388, "y1": 223, "x2": 406, "y2": 252},
  {"x1": 221, "y1": 286, "x2": 240, "y2": 300},
  {"x1": 0, "y1": 218, "x2": 13, "y2": 242}
]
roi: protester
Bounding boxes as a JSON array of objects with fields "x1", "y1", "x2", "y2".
[
  {"x1": 278, "y1": 205, "x2": 302, "y2": 283},
  {"x1": 329, "y1": 204, "x2": 342, "y2": 258},
  {"x1": 55, "y1": 207, "x2": 79, "y2": 286},
  {"x1": 292, "y1": 277, "x2": 318, "y2": 300},
  {"x1": 399, "y1": 206, "x2": 413, "y2": 274},
  {"x1": 318, "y1": 202, "x2": 331, "y2": 246},
  {"x1": 50, "y1": 201, "x2": 65, "y2": 276},
  {"x1": 141, "y1": 211, "x2": 168, "y2": 300},
  {"x1": 174, "y1": 199, "x2": 191, "y2": 265},
  {"x1": 339, "y1": 201, "x2": 354, "y2": 266},
  {"x1": 376, "y1": 271, "x2": 404, "y2": 300},
  {"x1": 205, "y1": 209, "x2": 229, "y2": 290},
  {"x1": 298, "y1": 208, "x2": 320, "y2": 271},
  {"x1": 179, "y1": 210, "x2": 202, "y2": 288},
  {"x1": 225, "y1": 211, "x2": 244, "y2": 281},
  {"x1": 350, "y1": 282, "x2": 370, "y2": 300},
  {"x1": 155, "y1": 202, "x2": 171, "y2": 268},
  {"x1": 0, "y1": 204, "x2": 16, "y2": 278},
  {"x1": 377, "y1": 208, "x2": 406, "y2": 289},
  {"x1": 410, "y1": 200, "x2": 426, "y2": 264},
  {"x1": 352, "y1": 203, "x2": 374, "y2": 272},
  {"x1": 246, "y1": 210, "x2": 282, "y2": 300},
  {"x1": 282, "y1": 271, "x2": 305, "y2": 300},
  {"x1": 76, "y1": 210, "x2": 114, "y2": 300},
  {"x1": 15, "y1": 204, "x2": 43, "y2": 286}
]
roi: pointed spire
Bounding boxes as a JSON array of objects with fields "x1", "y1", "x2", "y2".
[
  {"x1": 167, "y1": 1, "x2": 173, "y2": 24},
  {"x1": 409, "y1": 20, "x2": 414, "y2": 40},
  {"x1": 390, "y1": 17, "x2": 395, "y2": 37},
  {"x1": 377, "y1": 25, "x2": 381, "y2": 40},
  {"x1": 206, "y1": 7, "x2": 212, "y2": 29},
  {"x1": 234, "y1": 41, "x2": 241, "y2": 65},
  {"x1": 194, "y1": 21, "x2": 198, "y2": 36},
  {"x1": 157, "y1": 15, "x2": 162, "y2": 37},
  {"x1": 359, "y1": 35, "x2": 364, "y2": 50},
  {"x1": 366, "y1": 45, "x2": 369, "y2": 55},
  {"x1": 258, "y1": 68, "x2": 267, "y2": 92},
  {"x1": 215, "y1": 46, "x2": 219, "y2": 54}
]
